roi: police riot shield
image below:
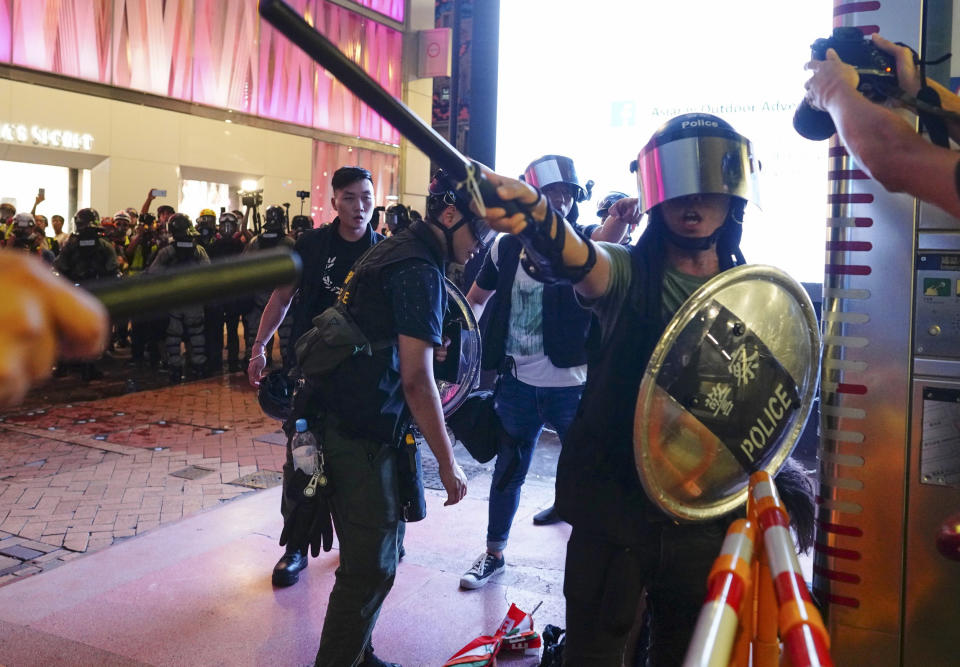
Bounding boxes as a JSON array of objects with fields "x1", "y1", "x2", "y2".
[
  {"x1": 436, "y1": 278, "x2": 481, "y2": 416},
  {"x1": 634, "y1": 265, "x2": 820, "y2": 522}
]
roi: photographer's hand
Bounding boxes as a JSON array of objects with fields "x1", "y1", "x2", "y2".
[
  {"x1": 804, "y1": 48, "x2": 860, "y2": 113},
  {"x1": 871, "y1": 34, "x2": 921, "y2": 97}
]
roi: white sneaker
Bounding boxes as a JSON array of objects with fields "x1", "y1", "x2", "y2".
[{"x1": 459, "y1": 552, "x2": 505, "y2": 589}]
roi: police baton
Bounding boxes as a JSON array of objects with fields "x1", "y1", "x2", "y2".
[
  {"x1": 84, "y1": 248, "x2": 302, "y2": 319},
  {"x1": 258, "y1": 0, "x2": 520, "y2": 218}
]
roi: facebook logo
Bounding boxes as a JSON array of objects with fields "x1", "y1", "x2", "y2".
[{"x1": 611, "y1": 101, "x2": 636, "y2": 127}]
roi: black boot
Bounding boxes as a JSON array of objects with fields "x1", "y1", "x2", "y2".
[
  {"x1": 533, "y1": 504, "x2": 562, "y2": 526},
  {"x1": 272, "y1": 546, "x2": 308, "y2": 587},
  {"x1": 362, "y1": 644, "x2": 402, "y2": 667}
]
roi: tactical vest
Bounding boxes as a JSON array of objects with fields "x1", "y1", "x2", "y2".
[
  {"x1": 309, "y1": 221, "x2": 446, "y2": 444},
  {"x1": 288, "y1": 219, "x2": 382, "y2": 363},
  {"x1": 481, "y1": 235, "x2": 593, "y2": 371}
]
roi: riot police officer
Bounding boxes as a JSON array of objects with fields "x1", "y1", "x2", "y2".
[
  {"x1": 53, "y1": 208, "x2": 118, "y2": 380},
  {"x1": 54, "y1": 208, "x2": 119, "y2": 282},
  {"x1": 203, "y1": 211, "x2": 248, "y2": 374},
  {"x1": 242, "y1": 205, "x2": 296, "y2": 368},
  {"x1": 147, "y1": 213, "x2": 210, "y2": 383}
]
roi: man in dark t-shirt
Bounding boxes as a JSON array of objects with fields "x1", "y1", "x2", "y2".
[{"x1": 247, "y1": 166, "x2": 383, "y2": 587}]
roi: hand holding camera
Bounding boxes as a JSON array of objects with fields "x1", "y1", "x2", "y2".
[{"x1": 796, "y1": 28, "x2": 898, "y2": 140}]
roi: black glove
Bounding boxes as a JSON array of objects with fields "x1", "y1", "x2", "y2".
[{"x1": 279, "y1": 463, "x2": 335, "y2": 556}]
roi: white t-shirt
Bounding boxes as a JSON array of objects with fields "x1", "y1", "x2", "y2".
[{"x1": 490, "y1": 237, "x2": 586, "y2": 388}]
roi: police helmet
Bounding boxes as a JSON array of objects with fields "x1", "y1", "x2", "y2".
[
  {"x1": 521, "y1": 155, "x2": 593, "y2": 203},
  {"x1": 596, "y1": 191, "x2": 629, "y2": 218},
  {"x1": 74, "y1": 208, "x2": 100, "y2": 230},
  {"x1": 264, "y1": 205, "x2": 286, "y2": 232},
  {"x1": 167, "y1": 213, "x2": 196, "y2": 239},
  {"x1": 291, "y1": 215, "x2": 313, "y2": 232},
  {"x1": 12, "y1": 212, "x2": 35, "y2": 229},
  {"x1": 632, "y1": 113, "x2": 760, "y2": 214},
  {"x1": 258, "y1": 370, "x2": 294, "y2": 421}
]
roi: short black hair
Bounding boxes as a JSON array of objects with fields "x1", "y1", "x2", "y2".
[
  {"x1": 332, "y1": 166, "x2": 373, "y2": 192},
  {"x1": 157, "y1": 204, "x2": 175, "y2": 216}
]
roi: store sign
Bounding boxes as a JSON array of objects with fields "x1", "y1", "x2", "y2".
[{"x1": 0, "y1": 122, "x2": 94, "y2": 151}]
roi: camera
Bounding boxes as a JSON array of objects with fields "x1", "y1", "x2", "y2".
[
  {"x1": 296, "y1": 190, "x2": 310, "y2": 199},
  {"x1": 794, "y1": 27, "x2": 898, "y2": 140},
  {"x1": 240, "y1": 189, "x2": 263, "y2": 208}
]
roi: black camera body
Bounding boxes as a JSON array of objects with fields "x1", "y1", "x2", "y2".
[
  {"x1": 296, "y1": 189, "x2": 310, "y2": 199},
  {"x1": 241, "y1": 190, "x2": 263, "y2": 208},
  {"x1": 794, "y1": 27, "x2": 898, "y2": 140}
]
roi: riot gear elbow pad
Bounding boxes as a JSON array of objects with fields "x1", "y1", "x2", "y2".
[{"x1": 515, "y1": 202, "x2": 597, "y2": 285}]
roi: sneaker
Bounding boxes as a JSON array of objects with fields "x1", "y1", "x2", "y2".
[{"x1": 459, "y1": 552, "x2": 505, "y2": 589}]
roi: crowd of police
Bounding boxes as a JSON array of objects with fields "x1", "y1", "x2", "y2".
[{"x1": 0, "y1": 188, "x2": 323, "y2": 385}]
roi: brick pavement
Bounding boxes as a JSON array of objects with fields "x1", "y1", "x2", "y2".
[{"x1": 0, "y1": 373, "x2": 286, "y2": 586}]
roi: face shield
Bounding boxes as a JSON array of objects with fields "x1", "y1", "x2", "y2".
[{"x1": 633, "y1": 114, "x2": 761, "y2": 214}]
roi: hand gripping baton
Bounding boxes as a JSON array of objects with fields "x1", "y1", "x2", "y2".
[{"x1": 258, "y1": 0, "x2": 521, "y2": 219}]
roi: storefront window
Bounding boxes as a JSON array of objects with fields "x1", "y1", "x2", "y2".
[
  {"x1": 311, "y1": 141, "x2": 398, "y2": 225},
  {"x1": 180, "y1": 179, "x2": 231, "y2": 221},
  {"x1": 0, "y1": 160, "x2": 72, "y2": 232}
]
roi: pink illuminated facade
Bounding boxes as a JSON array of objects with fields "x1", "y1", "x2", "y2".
[
  {"x1": 3, "y1": 0, "x2": 402, "y2": 144},
  {"x1": 1, "y1": 0, "x2": 402, "y2": 220}
]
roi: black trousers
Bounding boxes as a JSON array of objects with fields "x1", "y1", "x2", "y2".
[{"x1": 562, "y1": 519, "x2": 729, "y2": 666}]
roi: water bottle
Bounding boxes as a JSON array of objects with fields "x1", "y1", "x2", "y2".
[{"x1": 291, "y1": 419, "x2": 318, "y2": 474}]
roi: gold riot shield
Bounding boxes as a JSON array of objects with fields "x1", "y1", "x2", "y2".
[
  {"x1": 436, "y1": 278, "x2": 482, "y2": 417},
  {"x1": 634, "y1": 265, "x2": 820, "y2": 521}
]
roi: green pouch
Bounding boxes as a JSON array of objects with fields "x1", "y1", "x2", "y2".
[{"x1": 294, "y1": 304, "x2": 395, "y2": 379}]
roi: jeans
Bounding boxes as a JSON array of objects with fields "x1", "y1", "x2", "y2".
[{"x1": 487, "y1": 373, "x2": 583, "y2": 552}]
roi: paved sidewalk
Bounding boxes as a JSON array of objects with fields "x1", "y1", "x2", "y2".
[{"x1": 0, "y1": 374, "x2": 285, "y2": 585}]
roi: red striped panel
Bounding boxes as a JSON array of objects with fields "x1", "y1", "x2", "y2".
[
  {"x1": 829, "y1": 146, "x2": 849, "y2": 158},
  {"x1": 815, "y1": 588, "x2": 861, "y2": 608},
  {"x1": 814, "y1": 542, "x2": 862, "y2": 560},
  {"x1": 824, "y1": 264, "x2": 872, "y2": 275},
  {"x1": 813, "y1": 565, "x2": 861, "y2": 584},
  {"x1": 828, "y1": 193, "x2": 874, "y2": 204},
  {"x1": 834, "y1": 2, "x2": 881, "y2": 16},
  {"x1": 852, "y1": 217, "x2": 873, "y2": 227},
  {"x1": 817, "y1": 520, "x2": 863, "y2": 537},
  {"x1": 828, "y1": 169, "x2": 870, "y2": 180},
  {"x1": 836, "y1": 383, "x2": 867, "y2": 395},
  {"x1": 826, "y1": 241, "x2": 872, "y2": 251},
  {"x1": 774, "y1": 571, "x2": 813, "y2": 605}
]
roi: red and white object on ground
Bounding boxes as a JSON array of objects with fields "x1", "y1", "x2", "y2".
[{"x1": 443, "y1": 602, "x2": 543, "y2": 666}]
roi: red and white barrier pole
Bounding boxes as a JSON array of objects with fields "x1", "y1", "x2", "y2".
[
  {"x1": 751, "y1": 471, "x2": 833, "y2": 667},
  {"x1": 683, "y1": 519, "x2": 757, "y2": 667}
]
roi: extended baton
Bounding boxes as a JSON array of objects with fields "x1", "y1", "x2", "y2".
[
  {"x1": 84, "y1": 248, "x2": 302, "y2": 319},
  {"x1": 258, "y1": 0, "x2": 521, "y2": 218}
]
